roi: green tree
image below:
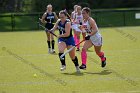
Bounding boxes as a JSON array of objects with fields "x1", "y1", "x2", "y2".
[{"x1": 31, "y1": 0, "x2": 65, "y2": 12}]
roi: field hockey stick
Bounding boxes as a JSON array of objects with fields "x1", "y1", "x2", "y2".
[
  {"x1": 60, "y1": 39, "x2": 85, "y2": 60},
  {"x1": 38, "y1": 22, "x2": 58, "y2": 38}
]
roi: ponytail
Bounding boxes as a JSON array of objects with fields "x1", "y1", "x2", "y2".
[{"x1": 59, "y1": 10, "x2": 71, "y2": 21}]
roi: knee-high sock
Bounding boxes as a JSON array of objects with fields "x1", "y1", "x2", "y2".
[
  {"x1": 81, "y1": 49, "x2": 87, "y2": 65},
  {"x1": 47, "y1": 41, "x2": 51, "y2": 48},
  {"x1": 72, "y1": 56, "x2": 79, "y2": 66},
  {"x1": 77, "y1": 38, "x2": 80, "y2": 49},
  {"x1": 51, "y1": 40, "x2": 55, "y2": 49},
  {"x1": 97, "y1": 52, "x2": 106, "y2": 61},
  {"x1": 59, "y1": 53, "x2": 66, "y2": 65}
]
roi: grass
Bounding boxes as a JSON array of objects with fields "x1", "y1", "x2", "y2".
[{"x1": 0, "y1": 26, "x2": 140, "y2": 93}]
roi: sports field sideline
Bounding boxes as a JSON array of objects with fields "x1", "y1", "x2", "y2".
[{"x1": 0, "y1": 26, "x2": 140, "y2": 93}]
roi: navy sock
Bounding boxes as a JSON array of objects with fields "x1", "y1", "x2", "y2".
[
  {"x1": 47, "y1": 41, "x2": 51, "y2": 48},
  {"x1": 51, "y1": 40, "x2": 55, "y2": 49},
  {"x1": 59, "y1": 53, "x2": 66, "y2": 65},
  {"x1": 72, "y1": 56, "x2": 79, "y2": 66}
]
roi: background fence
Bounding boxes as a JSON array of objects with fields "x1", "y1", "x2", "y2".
[
  {"x1": 0, "y1": 13, "x2": 42, "y2": 31},
  {"x1": 93, "y1": 8, "x2": 140, "y2": 27},
  {"x1": 0, "y1": 8, "x2": 140, "y2": 31}
]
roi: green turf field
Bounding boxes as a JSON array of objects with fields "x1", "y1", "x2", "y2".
[{"x1": 0, "y1": 26, "x2": 140, "y2": 93}]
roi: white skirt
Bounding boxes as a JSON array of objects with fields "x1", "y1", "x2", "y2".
[
  {"x1": 90, "y1": 31, "x2": 102, "y2": 46},
  {"x1": 71, "y1": 24, "x2": 82, "y2": 32}
]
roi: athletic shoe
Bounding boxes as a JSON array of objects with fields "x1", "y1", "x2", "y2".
[
  {"x1": 60, "y1": 65, "x2": 66, "y2": 71},
  {"x1": 51, "y1": 49, "x2": 55, "y2": 53},
  {"x1": 101, "y1": 57, "x2": 106, "y2": 68},
  {"x1": 79, "y1": 64, "x2": 86, "y2": 70},
  {"x1": 48, "y1": 48, "x2": 52, "y2": 53},
  {"x1": 75, "y1": 66, "x2": 80, "y2": 73}
]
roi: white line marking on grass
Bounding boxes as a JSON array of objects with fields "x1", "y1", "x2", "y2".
[
  {"x1": 20, "y1": 54, "x2": 50, "y2": 57},
  {"x1": 95, "y1": 91, "x2": 140, "y2": 93},
  {"x1": 98, "y1": 92, "x2": 118, "y2": 93},
  {"x1": 0, "y1": 81, "x2": 49, "y2": 86},
  {"x1": 95, "y1": 91, "x2": 119, "y2": 93},
  {"x1": 0, "y1": 53, "x2": 49, "y2": 58},
  {"x1": 128, "y1": 91, "x2": 140, "y2": 93}
]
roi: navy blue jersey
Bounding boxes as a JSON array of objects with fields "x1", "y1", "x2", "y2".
[
  {"x1": 45, "y1": 12, "x2": 55, "y2": 23},
  {"x1": 58, "y1": 19, "x2": 72, "y2": 38}
]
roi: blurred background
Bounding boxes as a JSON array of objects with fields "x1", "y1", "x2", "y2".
[{"x1": 0, "y1": 0, "x2": 140, "y2": 31}]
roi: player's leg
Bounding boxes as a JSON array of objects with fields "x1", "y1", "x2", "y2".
[
  {"x1": 58, "y1": 41, "x2": 67, "y2": 71},
  {"x1": 46, "y1": 31, "x2": 51, "y2": 53},
  {"x1": 75, "y1": 31, "x2": 81, "y2": 51},
  {"x1": 91, "y1": 36, "x2": 106, "y2": 68},
  {"x1": 50, "y1": 34, "x2": 55, "y2": 53},
  {"x1": 79, "y1": 40, "x2": 93, "y2": 69},
  {"x1": 94, "y1": 45, "x2": 106, "y2": 67},
  {"x1": 82, "y1": 32, "x2": 86, "y2": 40},
  {"x1": 72, "y1": 24, "x2": 78, "y2": 45},
  {"x1": 65, "y1": 36, "x2": 80, "y2": 72},
  {"x1": 73, "y1": 30, "x2": 77, "y2": 45},
  {"x1": 50, "y1": 24, "x2": 55, "y2": 53},
  {"x1": 67, "y1": 45, "x2": 80, "y2": 72}
]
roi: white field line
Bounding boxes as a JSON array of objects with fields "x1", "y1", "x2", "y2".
[
  {"x1": 0, "y1": 81, "x2": 49, "y2": 86},
  {"x1": 127, "y1": 91, "x2": 140, "y2": 93},
  {"x1": 0, "y1": 77, "x2": 139, "y2": 86},
  {"x1": 0, "y1": 80, "x2": 140, "y2": 93},
  {"x1": 96, "y1": 91, "x2": 140, "y2": 93},
  {"x1": 0, "y1": 81, "x2": 139, "y2": 93},
  {"x1": 0, "y1": 53, "x2": 49, "y2": 58}
]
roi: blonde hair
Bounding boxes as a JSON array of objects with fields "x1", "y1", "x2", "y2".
[
  {"x1": 77, "y1": 6, "x2": 81, "y2": 10},
  {"x1": 47, "y1": 4, "x2": 52, "y2": 8},
  {"x1": 74, "y1": 5, "x2": 78, "y2": 10}
]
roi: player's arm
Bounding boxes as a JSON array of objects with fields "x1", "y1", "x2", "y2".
[
  {"x1": 41, "y1": 12, "x2": 47, "y2": 23},
  {"x1": 72, "y1": 14, "x2": 77, "y2": 23},
  {"x1": 84, "y1": 18, "x2": 98, "y2": 40},
  {"x1": 71, "y1": 12, "x2": 75, "y2": 22},
  {"x1": 54, "y1": 12, "x2": 58, "y2": 21},
  {"x1": 59, "y1": 22, "x2": 71, "y2": 38},
  {"x1": 71, "y1": 12, "x2": 74, "y2": 20},
  {"x1": 89, "y1": 18, "x2": 98, "y2": 36}
]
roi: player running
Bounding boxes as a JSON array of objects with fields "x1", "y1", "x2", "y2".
[
  {"x1": 71, "y1": 5, "x2": 79, "y2": 50},
  {"x1": 79, "y1": 7, "x2": 107, "y2": 69},
  {"x1": 71, "y1": 5, "x2": 78, "y2": 20},
  {"x1": 72, "y1": 5, "x2": 86, "y2": 51},
  {"x1": 40, "y1": 4, "x2": 58, "y2": 53},
  {"x1": 49, "y1": 10, "x2": 80, "y2": 72}
]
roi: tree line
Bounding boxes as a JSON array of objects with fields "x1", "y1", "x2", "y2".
[{"x1": 0, "y1": 0, "x2": 140, "y2": 13}]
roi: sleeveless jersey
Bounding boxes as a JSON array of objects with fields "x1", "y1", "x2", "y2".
[
  {"x1": 83, "y1": 18, "x2": 99, "y2": 34},
  {"x1": 58, "y1": 19, "x2": 72, "y2": 38},
  {"x1": 83, "y1": 18, "x2": 102, "y2": 46},
  {"x1": 75, "y1": 13, "x2": 83, "y2": 25},
  {"x1": 45, "y1": 12, "x2": 55, "y2": 23}
]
